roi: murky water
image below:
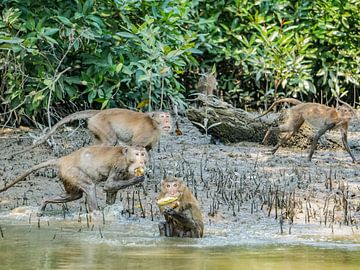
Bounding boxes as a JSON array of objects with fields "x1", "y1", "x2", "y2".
[{"x1": 1, "y1": 213, "x2": 360, "y2": 270}]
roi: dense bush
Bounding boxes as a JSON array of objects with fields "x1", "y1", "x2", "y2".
[
  {"x1": 190, "y1": 0, "x2": 360, "y2": 108},
  {"x1": 0, "y1": 0, "x2": 359, "y2": 126}
]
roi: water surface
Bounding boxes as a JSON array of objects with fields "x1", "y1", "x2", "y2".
[{"x1": 1, "y1": 216, "x2": 359, "y2": 270}]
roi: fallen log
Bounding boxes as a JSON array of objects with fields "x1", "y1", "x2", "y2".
[{"x1": 186, "y1": 100, "x2": 342, "y2": 149}]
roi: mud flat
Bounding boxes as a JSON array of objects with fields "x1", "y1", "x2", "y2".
[{"x1": 0, "y1": 114, "x2": 359, "y2": 247}]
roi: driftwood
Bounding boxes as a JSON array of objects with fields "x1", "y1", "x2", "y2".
[{"x1": 187, "y1": 99, "x2": 342, "y2": 149}]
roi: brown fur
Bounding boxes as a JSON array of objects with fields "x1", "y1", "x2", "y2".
[
  {"x1": 259, "y1": 98, "x2": 356, "y2": 162},
  {"x1": 9, "y1": 109, "x2": 172, "y2": 156},
  {"x1": 158, "y1": 176, "x2": 204, "y2": 238},
  {"x1": 197, "y1": 72, "x2": 218, "y2": 97},
  {"x1": 0, "y1": 145, "x2": 148, "y2": 215}
]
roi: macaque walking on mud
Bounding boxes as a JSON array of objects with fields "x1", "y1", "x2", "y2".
[
  {"x1": 157, "y1": 177, "x2": 204, "y2": 238},
  {"x1": 0, "y1": 145, "x2": 148, "y2": 215},
  {"x1": 258, "y1": 98, "x2": 356, "y2": 162},
  {"x1": 10, "y1": 109, "x2": 172, "y2": 156}
]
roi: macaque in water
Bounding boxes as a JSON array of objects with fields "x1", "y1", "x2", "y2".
[
  {"x1": 0, "y1": 145, "x2": 148, "y2": 215},
  {"x1": 258, "y1": 98, "x2": 356, "y2": 162},
  {"x1": 10, "y1": 109, "x2": 172, "y2": 156},
  {"x1": 157, "y1": 176, "x2": 204, "y2": 238}
]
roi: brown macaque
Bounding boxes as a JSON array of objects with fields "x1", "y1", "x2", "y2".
[
  {"x1": 9, "y1": 109, "x2": 172, "y2": 156},
  {"x1": 258, "y1": 98, "x2": 356, "y2": 162},
  {"x1": 0, "y1": 145, "x2": 148, "y2": 215},
  {"x1": 197, "y1": 71, "x2": 218, "y2": 97},
  {"x1": 157, "y1": 177, "x2": 204, "y2": 238}
]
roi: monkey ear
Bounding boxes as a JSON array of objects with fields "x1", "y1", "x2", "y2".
[{"x1": 122, "y1": 146, "x2": 129, "y2": 155}]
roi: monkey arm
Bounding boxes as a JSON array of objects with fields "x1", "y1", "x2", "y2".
[
  {"x1": 163, "y1": 208, "x2": 197, "y2": 230},
  {"x1": 103, "y1": 175, "x2": 145, "y2": 193}
]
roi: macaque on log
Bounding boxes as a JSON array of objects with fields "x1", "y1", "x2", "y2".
[
  {"x1": 10, "y1": 109, "x2": 172, "y2": 156},
  {"x1": 197, "y1": 71, "x2": 218, "y2": 97},
  {"x1": 258, "y1": 98, "x2": 356, "y2": 162},
  {"x1": 157, "y1": 176, "x2": 204, "y2": 238},
  {"x1": 0, "y1": 145, "x2": 148, "y2": 215}
]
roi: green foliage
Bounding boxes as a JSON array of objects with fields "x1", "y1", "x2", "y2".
[
  {"x1": 0, "y1": 0, "x2": 195, "y2": 125},
  {"x1": 190, "y1": 0, "x2": 360, "y2": 107},
  {"x1": 0, "y1": 0, "x2": 359, "y2": 125}
]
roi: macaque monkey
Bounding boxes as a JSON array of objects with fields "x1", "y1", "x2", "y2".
[
  {"x1": 157, "y1": 177, "x2": 204, "y2": 238},
  {"x1": 10, "y1": 109, "x2": 172, "y2": 156},
  {"x1": 258, "y1": 98, "x2": 356, "y2": 162},
  {"x1": 0, "y1": 145, "x2": 148, "y2": 215},
  {"x1": 197, "y1": 71, "x2": 218, "y2": 97}
]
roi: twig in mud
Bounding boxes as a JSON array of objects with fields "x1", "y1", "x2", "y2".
[
  {"x1": 150, "y1": 203, "x2": 154, "y2": 221},
  {"x1": 0, "y1": 225, "x2": 4, "y2": 238},
  {"x1": 137, "y1": 191, "x2": 145, "y2": 218}
]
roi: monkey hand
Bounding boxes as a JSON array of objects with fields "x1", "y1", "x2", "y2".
[{"x1": 163, "y1": 207, "x2": 177, "y2": 217}]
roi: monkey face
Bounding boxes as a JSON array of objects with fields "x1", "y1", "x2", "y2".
[
  {"x1": 161, "y1": 180, "x2": 182, "y2": 197},
  {"x1": 126, "y1": 146, "x2": 148, "y2": 175},
  {"x1": 338, "y1": 106, "x2": 353, "y2": 121},
  {"x1": 153, "y1": 112, "x2": 172, "y2": 133}
]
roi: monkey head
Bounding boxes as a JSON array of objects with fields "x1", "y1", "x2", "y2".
[
  {"x1": 124, "y1": 146, "x2": 148, "y2": 175},
  {"x1": 337, "y1": 106, "x2": 354, "y2": 121},
  {"x1": 150, "y1": 112, "x2": 172, "y2": 133},
  {"x1": 160, "y1": 176, "x2": 184, "y2": 198}
]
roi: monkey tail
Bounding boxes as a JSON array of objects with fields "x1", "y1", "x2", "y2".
[
  {"x1": 7, "y1": 110, "x2": 100, "y2": 157},
  {"x1": 256, "y1": 98, "x2": 303, "y2": 119},
  {"x1": 0, "y1": 159, "x2": 58, "y2": 192}
]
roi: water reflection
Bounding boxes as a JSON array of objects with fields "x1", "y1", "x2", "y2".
[{"x1": 0, "y1": 219, "x2": 359, "y2": 270}]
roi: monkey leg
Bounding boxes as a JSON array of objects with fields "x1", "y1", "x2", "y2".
[
  {"x1": 103, "y1": 175, "x2": 145, "y2": 193},
  {"x1": 262, "y1": 127, "x2": 277, "y2": 144},
  {"x1": 158, "y1": 221, "x2": 173, "y2": 237},
  {"x1": 105, "y1": 191, "x2": 118, "y2": 205},
  {"x1": 271, "y1": 131, "x2": 295, "y2": 154},
  {"x1": 341, "y1": 131, "x2": 356, "y2": 163},
  {"x1": 267, "y1": 118, "x2": 303, "y2": 154},
  {"x1": 60, "y1": 167, "x2": 100, "y2": 212},
  {"x1": 38, "y1": 191, "x2": 83, "y2": 216},
  {"x1": 88, "y1": 121, "x2": 118, "y2": 146},
  {"x1": 80, "y1": 183, "x2": 98, "y2": 212},
  {"x1": 308, "y1": 123, "x2": 335, "y2": 161}
]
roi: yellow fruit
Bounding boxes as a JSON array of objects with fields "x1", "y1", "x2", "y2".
[
  {"x1": 157, "y1": 196, "x2": 178, "y2": 206},
  {"x1": 134, "y1": 167, "x2": 145, "y2": 176}
]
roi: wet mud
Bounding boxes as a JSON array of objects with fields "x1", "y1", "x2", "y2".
[{"x1": 0, "y1": 113, "x2": 359, "y2": 246}]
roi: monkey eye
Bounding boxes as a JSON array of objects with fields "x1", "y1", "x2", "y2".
[
  {"x1": 173, "y1": 183, "x2": 178, "y2": 187},
  {"x1": 166, "y1": 184, "x2": 171, "y2": 188}
]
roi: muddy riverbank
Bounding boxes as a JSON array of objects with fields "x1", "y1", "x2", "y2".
[{"x1": 0, "y1": 113, "x2": 359, "y2": 244}]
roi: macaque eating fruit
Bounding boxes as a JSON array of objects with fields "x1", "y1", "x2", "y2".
[
  {"x1": 10, "y1": 109, "x2": 172, "y2": 156},
  {"x1": 157, "y1": 176, "x2": 204, "y2": 238},
  {"x1": 0, "y1": 145, "x2": 148, "y2": 215},
  {"x1": 258, "y1": 98, "x2": 356, "y2": 162}
]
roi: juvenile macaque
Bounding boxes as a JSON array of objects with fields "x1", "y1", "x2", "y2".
[
  {"x1": 157, "y1": 177, "x2": 204, "y2": 238},
  {"x1": 197, "y1": 71, "x2": 218, "y2": 97},
  {"x1": 258, "y1": 98, "x2": 356, "y2": 162},
  {"x1": 10, "y1": 109, "x2": 172, "y2": 156},
  {"x1": 0, "y1": 145, "x2": 148, "y2": 215}
]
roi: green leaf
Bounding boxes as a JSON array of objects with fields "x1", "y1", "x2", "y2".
[
  {"x1": 56, "y1": 16, "x2": 72, "y2": 27},
  {"x1": 116, "y1": 63, "x2": 123, "y2": 73},
  {"x1": 44, "y1": 28, "x2": 59, "y2": 36},
  {"x1": 116, "y1": 31, "x2": 137, "y2": 39}
]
